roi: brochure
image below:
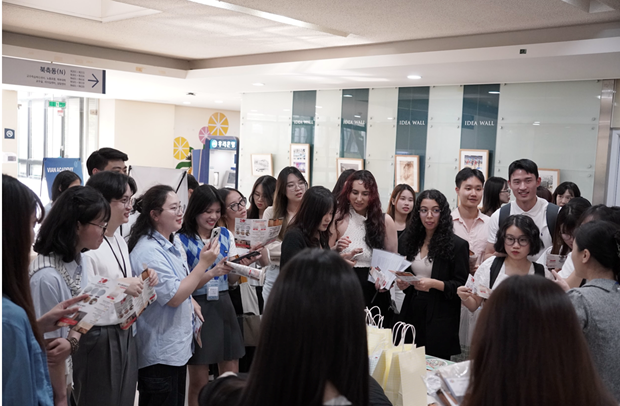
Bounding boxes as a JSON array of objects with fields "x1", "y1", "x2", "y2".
[
  {"x1": 57, "y1": 276, "x2": 125, "y2": 334},
  {"x1": 114, "y1": 269, "x2": 157, "y2": 330},
  {"x1": 234, "y1": 218, "x2": 283, "y2": 249},
  {"x1": 368, "y1": 249, "x2": 412, "y2": 290},
  {"x1": 225, "y1": 261, "x2": 266, "y2": 284}
]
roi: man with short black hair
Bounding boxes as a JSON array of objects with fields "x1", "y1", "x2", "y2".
[
  {"x1": 484, "y1": 158, "x2": 559, "y2": 261},
  {"x1": 86, "y1": 147, "x2": 129, "y2": 176},
  {"x1": 452, "y1": 168, "x2": 489, "y2": 271}
]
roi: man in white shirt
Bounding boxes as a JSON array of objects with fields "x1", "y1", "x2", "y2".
[
  {"x1": 451, "y1": 168, "x2": 489, "y2": 272},
  {"x1": 484, "y1": 159, "x2": 558, "y2": 262}
]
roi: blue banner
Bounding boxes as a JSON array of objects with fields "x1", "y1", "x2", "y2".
[{"x1": 42, "y1": 158, "x2": 83, "y2": 199}]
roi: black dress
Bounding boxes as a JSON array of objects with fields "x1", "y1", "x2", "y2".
[{"x1": 397, "y1": 233, "x2": 469, "y2": 359}]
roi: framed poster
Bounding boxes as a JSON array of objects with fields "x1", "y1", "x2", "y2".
[
  {"x1": 290, "y1": 143, "x2": 310, "y2": 178},
  {"x1": 539, "y1": 168, "x2": 560, "y2": 192},
  {"x1": 251, "y1": 154, "x2": 273, "y2": 177},
  {"x1": 336, "y1": 158, "x2": 364, "y2": 177},
  {"x1": 394, "y1": 155, "x2": 420, "y2": 192},
  {"x1": 459, "y1": 149, "x2": 489, "y2": 180}
]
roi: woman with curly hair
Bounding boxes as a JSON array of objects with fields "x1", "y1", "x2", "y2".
[
  {"x1": 332, "y1": 170, "x2": 398, "y2": 317},
  {"x1": 396, "y1": 189, "x2": 469, "y2": 359}
]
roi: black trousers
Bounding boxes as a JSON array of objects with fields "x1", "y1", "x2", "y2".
[{"x1": 138, "y1": 364, "x2": 186, "y2": 406}]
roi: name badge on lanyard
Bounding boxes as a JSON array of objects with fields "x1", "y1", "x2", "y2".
[{"x1": 207, "y1": 279, "x2": 219, "y2": 301}]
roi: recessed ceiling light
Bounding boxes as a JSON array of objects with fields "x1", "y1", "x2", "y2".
[
  {"x1": 488, "y1": 91, "x2": 500, "y2": 94},
  {"x1": 183, "y1": 101, "x2": 191, "y2": 105},
  {"x1": 316, "y1": 105, "x2": 322, "y2": 109},
  {"x1": 533, "y1": 121, "x2": 540, "y2": 126},
  {"x1": 387, "y1": 117, "x2": 394, "y2": 120},
  {"x1": 343, "y1": 94, "x2": 353, "y2": 98},
  {"x1": 215, "y1": 100, "x2": 223, "y2": 103},
  {"x1": 253, "y1": 82, "x2": 265, "y2": 86},
  {"x1": 407, "y1": 75, "x2": 422, "y2": 80}
]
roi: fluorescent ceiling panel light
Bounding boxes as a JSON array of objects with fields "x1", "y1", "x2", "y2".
[
  {"x1": 407, "y1": 75, "x2": 422, "y2": 80},
  {"x1": 488, "y1": 91, "x2": 500, "y2": 94},
  {"x1": 188, "y1": 0, "x2": 349, "y2": 37}
]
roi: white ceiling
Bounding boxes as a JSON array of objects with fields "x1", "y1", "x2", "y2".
[{"x1": 2, "y1": 0, "x2": 620, "y2": 110}]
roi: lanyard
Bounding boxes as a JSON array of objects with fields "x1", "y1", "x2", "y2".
[{"x1": 104, "y1": 235, "x2": 127, "y2": 278}]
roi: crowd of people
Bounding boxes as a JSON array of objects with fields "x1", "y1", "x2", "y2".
[{"x1": 3, "y1": 147, "x2": 620, "y2": 406}]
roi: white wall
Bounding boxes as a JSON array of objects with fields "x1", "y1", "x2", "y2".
[
  {"x1": 2, "y1": 90, "x2": 19, "y2": 177},
  {"x1": 98, "y1": 100, "x2": 240, "y2": 173}
]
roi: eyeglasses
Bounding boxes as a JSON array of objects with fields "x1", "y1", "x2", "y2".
[
  {"x1": 505, "y1": 235, "x2": 529, "y2": 246},
  {"x1": 88, "y1": 222, "x2": 108, "y2": 235},
  {"x1": 419, "y1": 208, "x2": 441, "y2": 216},
  {"x1": 166, "y1": 205, "x2": 185, "y2": 215},
  {"x1": 501, "y1": 189, "x2": 511, "y2": 194},
  {"x1": 113, "y1": 197, "x2": 132, "y2": 208},
  {"x1": 228, "y1": 198, "x2": 247, "y2": 212},
  {"x1": 286, "y1": 180, "x2": 307, "y2": 190}
]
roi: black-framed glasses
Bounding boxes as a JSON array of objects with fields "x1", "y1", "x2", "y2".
[
  {"x1": 228, "y1": 198, "x2": 247, "y2": 212},
  {"x1": 88, "y1": 222, "x2": 108, "y2": 235},
  {"x1": 505, "y1": 235, "x2": 529, "y2": 246}
]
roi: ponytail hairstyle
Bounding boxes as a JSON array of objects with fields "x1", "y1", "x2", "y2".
[
  {"x1": 335, "y1": 170, "x2": 385, "y2": 249},
  {"x1": 34, "y1": 186, "x2": 110, "y2": 262},
  {"x1": 3, "y1": 175, "x2": 45, "y2": 348},
  {"x1": 573, "y1": 221, "x2": 620, "y2": 283},
  {"x1": 128, "y1": 185, "x2": 174, "y2": 252}
]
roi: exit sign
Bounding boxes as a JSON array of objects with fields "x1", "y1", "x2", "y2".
[{"x1": 48, "y1": 101, "x2": 66, "y2": 108}]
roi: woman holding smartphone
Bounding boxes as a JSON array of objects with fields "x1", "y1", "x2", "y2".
[
  {"x1": 177, "y1": 185, "x2": 251, "y2": 406},
  {"x1": 128, "y1": 185, "x2": 220, "y2": 406}
]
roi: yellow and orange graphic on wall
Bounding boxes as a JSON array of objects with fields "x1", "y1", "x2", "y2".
[{"x1": 207, "y1": 112, "x2": 229, "y2": 136}]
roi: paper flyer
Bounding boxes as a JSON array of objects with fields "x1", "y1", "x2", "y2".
[
  {"x1": 234, "y1": 218, "x2": 283, "y2": 249},
  {"x1": 57, "y1": 277, "x2": 125, "y2": 334},
  {"x1": 225, "y1": 261, "x2": 266, "y2": 284},
  {"x1": 369, "y1": 249, "x2": 412, "y2": 289},
  {"x1": 193, "y1": 312, "x2": 203, "y2": 348},
  {"x1": 114, "y1": 270, "x2": 157, "y2": 330}
]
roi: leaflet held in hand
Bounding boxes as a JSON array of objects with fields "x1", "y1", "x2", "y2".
[
  {"x1": 369, "y1": 249, "x2": 412, "y2": 290},
  {"x1": 234, "y1": 218, "x2": 283, "y2": 249}
]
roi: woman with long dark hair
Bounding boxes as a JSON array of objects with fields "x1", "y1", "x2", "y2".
[
  {"x1": 332, "y1": 170, "x2": 398, "y2": 317},
  {"x1": 552, "y1": 181, "x2": 581, "y2": 207},
  {"x1": 280, "y1": 186, "x2": 335, "y2": 268},
  {"x1": 239, "y1": 249, "x2": 369, "y2": 406},
  {"x1": 481, "y1": 176, "x2": 509, "y2": 216},
  {"x1": 176, "y1": 184, "x2": 246, "y2": 406},
  {"x1": 43, "y1": 170, "x2": 82, "y2": 219},
  {"x1": 396, "y1": 189, "x2": 468, "y2": 359},
  {"x1": 332, "y1": 168, "x2": 355, "y2": 198},
  {"x1": 128, "y1": 185, "x2": 220, "y2": 406},
  {"x1": 248, "y1": 175, "x2": 276, "y2": 220},
  {"x1": 260, "y1": 167, "x2": 308, "y2": 303},
  {"x1": 30, "y1": 185, "x2": 110, "y2": 405},
  {"x1": 3, "y1": 175, "x2": 86, "y2": 406},
  {"x1": 386, "y1": 184, "x2": 415, "y2": 239},
  {"x1": 555, "y1": 221, "x2": 620, "y2": 401},
  {"x1": 217, "y1": 187, "x2": 247, "y2": 231},
  {"x1": 462, "y1": 275, "x2": 617, "y2": 406}
]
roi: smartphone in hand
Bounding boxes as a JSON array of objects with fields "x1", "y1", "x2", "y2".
[
  {"x1": 210, "y1": 227, "x2": 221, "y2": 245},
  {"x1": 229, "y1": 251, "x2": 260, "y2": 264}
]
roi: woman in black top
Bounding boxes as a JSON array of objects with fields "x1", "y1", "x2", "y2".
[
  {"x1": 396, "y1": 189, "x2": 469, "y2": 359},
  {"x1": 280, "y1": 186, "x2": 334, "y2": 268}
]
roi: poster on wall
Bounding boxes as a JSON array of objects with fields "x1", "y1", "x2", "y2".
[
  {"x1": 336, "y1": 158, "x2": 364, "y2": 176},
  {"x1": 290, "y1": 143, "x2": 310, "y2": 178},
  {"x1": 459, "y1": 149, "x2": 489, "y2": 180},
  {"x1": 394, "y1": 155, "x2": 420, "y2": 192},
  {"x1": 340, "y1": 89, "x2": 369, "y2": 160},
  {"x1": 42, "y1": 158, "x2": 83, "y2": 199},
  {"x1": 539, "y1": 168, "x2": 560, "y2": 192},
  {"x1": 251, "y1": 154, "x2": 273, "y2": 176}
]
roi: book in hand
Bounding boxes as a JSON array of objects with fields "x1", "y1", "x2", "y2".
[{"x1": 234, "y1": 218, "x2": 283, "y2": 249}]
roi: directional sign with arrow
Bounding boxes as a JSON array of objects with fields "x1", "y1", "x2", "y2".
[{"x1": 2, "y1": 57, "x2": 106, "y2": 95}]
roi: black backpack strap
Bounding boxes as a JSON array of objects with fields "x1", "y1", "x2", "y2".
[
  {"x1": 545, "y1": 203, "x2": 560, "y2": 237},
  {"x1": 533, "y1": 262, "x2": 545, "y2": 277},
  {"x1": 498, "y1": 203, "x2": 511, "y2": 228},
  {"x1": 489, "y1": 256, "x2": 506, "y2": 289}
]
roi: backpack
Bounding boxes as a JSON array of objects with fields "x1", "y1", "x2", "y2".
[
  {"x1": 498, "y1": 202, "x2": 560, "y2": 237},
  {"x1": 489, "y1": 256, "x2": 545, "y2": 289}
]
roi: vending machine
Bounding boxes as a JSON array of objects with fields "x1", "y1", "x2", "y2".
[{"x1": 192, "y1": 135, "x2": 239, "y2": 188}]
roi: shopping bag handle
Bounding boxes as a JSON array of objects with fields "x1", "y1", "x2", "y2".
[
  {"x1": 365, "y1": 306, "x2": 384, "y2": 327},
  {"x1": 392, "y1": 322, "x2": 416, "y2": 348}
]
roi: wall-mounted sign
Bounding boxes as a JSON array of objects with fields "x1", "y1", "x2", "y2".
[
  {"x1": 48, "y1": 101, "x2": 66, "y2": 108},
  {"x1": 4, "y1": 128, "x2": 15, "y2": 139},
  {"x1": 210, "y1": 138, "x2": 237, "y2": 150},
  {"x1": 2, "y1": 57, "x2": 106, "y2": 94}
]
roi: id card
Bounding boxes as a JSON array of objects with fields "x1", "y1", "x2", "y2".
[{"x1": 207, "y1": 279, "x2": 219, "y2": 301}]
